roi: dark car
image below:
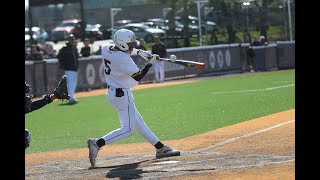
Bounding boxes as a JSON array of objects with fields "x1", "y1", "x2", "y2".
[
  {"x1": 85, "y1": 24, "x2": 103, "y2": 40},
  {"x1": 51, "y1": 19, "x2": 82, "y2": 43},
  {"x1": 114, "y1": 19, "x2": 133, "y2": 29},
  {"x1": 144, "y1": 18, "x2": 183, "y2": 36},
  {"x1": 85, "y1": 24, "x2": 112, "y2": 40},
  {"x1": 176, "y1": 16, "x2": 218, "y2": 34},
  {"x1": 147, "y1": 18, "x2": 198, "y2": 37}
]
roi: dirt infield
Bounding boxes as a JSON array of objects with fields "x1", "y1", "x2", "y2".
[{"x1": 26, "y1": 75, "x2": 295, "y2": 179}]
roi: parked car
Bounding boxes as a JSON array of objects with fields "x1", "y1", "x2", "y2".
[
  {"x1": 85, "y1": 24, "x2": 103, "y2": 40},
  {"x1": 85, "y1": 24, "x2": 112, "y2": 40},
  {"x1": 25, "y1": 27, "x2": 49, "y2": 46},
  {"x1": 51, "y1": 19, "x2": 82, "y2": 43},
  {"x1": 114, "y1": 19, "x2": 133, "y2": 29},
  {"x1": 176, "y1": 15, "x2": 218, "y2": 34},
  {"x1": 147, "y1": 18, "x2": 198, "y2": 37},
  {"x1": 144, "y1": 18, "x2": 183, "y2": 36},
  {"x1": 122, "y1": 23, "x2": 166, "y2": 43}
]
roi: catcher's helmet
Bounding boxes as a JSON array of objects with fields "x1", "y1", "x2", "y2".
[
  {"x1": 25, "y1": 82, "x2": 33, "y2": 112},
  {"x1": 25, "y1": 82, "x2": 31, "y2": 94},
  {"x1": 25, "y1": 129, "x2": 31, "y2": 149},
  {"x1": 113, "y1": 29, "x2": 136, "y2": 51}
]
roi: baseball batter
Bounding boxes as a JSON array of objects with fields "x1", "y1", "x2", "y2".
[{"x1": 87, "y1": 29, "x2": 180, "y2": 166}]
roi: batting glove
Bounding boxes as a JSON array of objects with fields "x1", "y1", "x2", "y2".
[
  {"x1": 148, "y1": 54, "x2": 160, "y2": 65},
  {"x1": 137, "y1": 49, "x2": 152, "y2": 61}
]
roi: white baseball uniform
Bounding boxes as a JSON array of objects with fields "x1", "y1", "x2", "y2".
[{"x1": 100, "y1": 45, "x2": 160, "y2": 145}]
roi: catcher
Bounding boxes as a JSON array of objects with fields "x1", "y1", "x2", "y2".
[{"x1": 25, "y1": 75, "x2": 70, "y2": 150}]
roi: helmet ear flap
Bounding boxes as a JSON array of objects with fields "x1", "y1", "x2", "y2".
[
  {"x1": 120, "y1": 43, "x2": 129, "y2": 51},
  {"x1": 114, "y1": 40, "x2": 129, "y2": 51}
]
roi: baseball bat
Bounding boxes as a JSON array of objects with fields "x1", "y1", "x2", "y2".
[{"x1": 159, "y1": 58, "x2": 206, "y2": 70}]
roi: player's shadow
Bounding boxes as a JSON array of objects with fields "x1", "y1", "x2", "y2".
[
  {"x1": 105, "y1": 161, "x2": 143, "y2": 180},
  {"x1": 89, "y1": 159, "x2": 162, "y2": 179},
  {"x1": 57, "y1": 102, "x2": 78, "y2": 106}
]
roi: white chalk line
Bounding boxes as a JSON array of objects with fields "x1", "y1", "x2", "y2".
[
  {"x1": 197, "y1": 119, "x2": 295, "y2": 152},
  {"x1": 211, "y1": 84, "x2": 295, "y2": 95},
  {"x1": 271, "y1": 80, "x2": 295, "y2": 85},
  {"x1": 266, "y1": 84, "x2": 295, "y2": 90}
]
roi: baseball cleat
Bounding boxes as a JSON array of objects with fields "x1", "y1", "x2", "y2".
[
  {"x1": 87, "y1": 138, "x2": 100, "y2": 166},
  {"x1": 156, "y1": 145, "x2": 180, "y2": 158}
]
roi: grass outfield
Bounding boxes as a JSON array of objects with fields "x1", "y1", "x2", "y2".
[{"x1": 25, "y1": 70, "x2": 295, "y2": 153}]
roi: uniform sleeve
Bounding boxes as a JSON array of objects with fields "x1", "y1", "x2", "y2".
[
  {"x1": 101, "y1": 45, "x2": 110, "y2": 59},
  {"x1": 122, "y1": 57, "x2": 140, "y2": 75},
  {"x1": 131, "y1": 48, "x2": 138, "y2": 55},
  {"x1": 25, "y1": 95, "x2": 52, "y2": 114},
  {"x1": 57, "y1": 47, "x2": 66, "y2": 61},
  {"x1": 57, "y1": 48, "x2": 62, "y2": 60},
  {"x1": 131, "y1": 63, "x2": 152, "y2": 82}
]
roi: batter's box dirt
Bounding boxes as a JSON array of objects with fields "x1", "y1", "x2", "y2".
[{"x1": 25, "y1": 150, "x2": 294, "y2": 180}]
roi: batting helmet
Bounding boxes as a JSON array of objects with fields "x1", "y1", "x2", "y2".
[{"x1": 113, "y1": 29, "x2": 136, "y2": 51}]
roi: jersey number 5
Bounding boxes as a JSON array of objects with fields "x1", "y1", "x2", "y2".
[{"x1": 104, "y1": 59, "x2": 111, "y2": 75}]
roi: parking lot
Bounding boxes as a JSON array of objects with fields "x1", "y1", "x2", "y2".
[{"x1": 49, "y1": 39, "x2": 114, "y2": 56}]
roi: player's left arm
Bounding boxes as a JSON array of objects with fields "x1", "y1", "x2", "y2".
[
  {"x1": 26, "y1": 95, "x2": 53, "y2": 114},
  {"x1": 131, "y1": 55, "x2": 159, "y2": 82},
  {"x1": 123, "y1": 56, "x2": 152, "y2": 82},
  {"x1": 131, "y1": 48, "x2": 153, "y2": 62},
  {"x1": 131, "y1": 63, "x2": 153, "y2": 82}
]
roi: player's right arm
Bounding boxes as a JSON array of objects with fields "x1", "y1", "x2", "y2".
[{"x1": 57, "y1": 47, "x2": 66, "y2": 68}]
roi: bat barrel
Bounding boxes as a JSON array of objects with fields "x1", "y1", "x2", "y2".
[{"x1": 159, "y1": 58, "x2": 205, "y2": 70}]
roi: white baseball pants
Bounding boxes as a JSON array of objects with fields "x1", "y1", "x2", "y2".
[
  {"x1": 64, "y1": 70, "x2": 78, "y2": 102},
  {"x1": 102, "y1": 87, "x2": 159, "y2": 145},
  {"x1": 153, "y1": 61, "x2": 165, "y2": 82}
]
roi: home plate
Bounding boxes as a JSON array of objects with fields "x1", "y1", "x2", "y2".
[{"x1": 152, "y1": 160, "x2": 180, "y2": 165}]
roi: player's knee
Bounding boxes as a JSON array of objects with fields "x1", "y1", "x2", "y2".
[
  {"x1": 123, "y1": 127, "x2": 134, "y2": 137},
  {"x1": 25, "y1": 129, "x2": 31, "y2": 149},
  {"x1": 127, "y1": 128, "x2": 134, "y2": 136}
]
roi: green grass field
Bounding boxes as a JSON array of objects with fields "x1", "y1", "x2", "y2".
[{"x1": 25, "y1": 70, "x2": 295, "y2": 153}]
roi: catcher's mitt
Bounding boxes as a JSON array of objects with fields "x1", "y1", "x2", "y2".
[{"x1": 53, "y1": 75, "x2": 70, "y2": 100}]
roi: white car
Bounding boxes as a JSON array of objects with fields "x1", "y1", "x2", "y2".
[
  {"x1": 25, "y1": 27, "x2": 48, "y2": 45},
  {"x1": 122, "y1": 23, "x2": 166, "y2": 43}
]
